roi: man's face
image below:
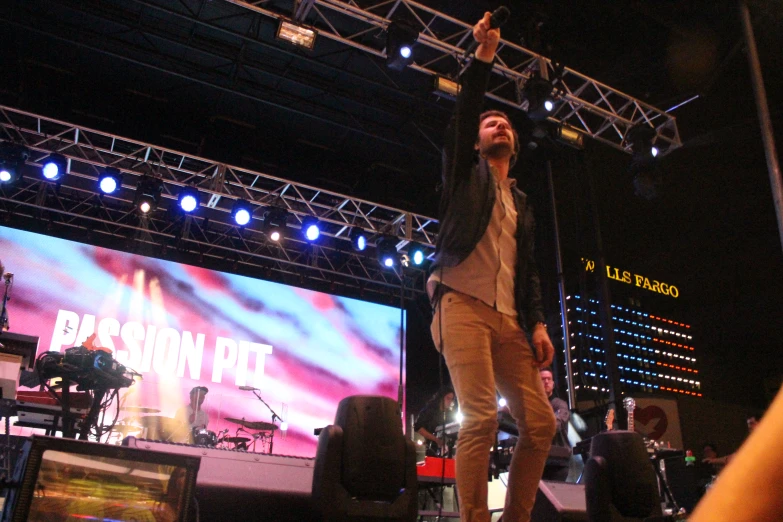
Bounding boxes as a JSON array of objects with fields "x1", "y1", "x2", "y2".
[
  {"x1": 476, "y1": 116, "x2": 514, "y2": 160},
  {"x1": 442, "y1": 392, "x2": 455, "y2": 411},
  {"x1": 540, "y1": 370, "x2": 554, "y2": 397},
  {"x1": 747, "y1": 416, "x2": 759, "y2": 432},
  {"x1": 703, "y1": 445, "x2": 717, "y2": 460},
  {"x1": 191, "y1": 390, "x2": 206, "y2": 408}
]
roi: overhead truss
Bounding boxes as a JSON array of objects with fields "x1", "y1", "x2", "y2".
[
  {"x1": 0, "y1": 105, "x2": 435, "y2": 299},
  {"x1": 226, "y1": 0, "x2": 682, "y2": 154}
]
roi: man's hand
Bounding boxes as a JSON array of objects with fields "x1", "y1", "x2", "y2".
[
  {"x1": 473, "y1": 12, "x2": 500, "y2": 63},
  {"x1": 531, "y1": 324, "x2": 554, "y2": 368}
]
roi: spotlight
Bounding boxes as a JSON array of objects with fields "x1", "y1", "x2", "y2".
[
  {"x1": 524, "y1": 74, "x2": 556, "y2": 121},
  {"x1": 231, "y1": 199, "x2": 253, "y2": 226},
  {"x1": 178, "y1": 186, "x2": 200, "y2": 213},
  {"x1": 407, "y1": 242, "x2": 426, "y2": 266},
  {"x1": 263, "y1": 207, "x2": 289, "y2": 242},
  {"x1": 301, "y1": 216, "x2": 321, "y2": 242},
  {"x1": 385, "y1": 21, "x2": 418, "y2": 71},
  {"x1": 554, "y1": 124, "x2": 585, "y2": 150},
  {"x1": 627, "y1": 125, "x2": 662, "y2": 200},
  {"x1": 98, "y1": 168, "x2": 122, "y2": 194},
  {"x1": 0, "y1": 144, "x2": 28, "y2": 185},
  {"x1": 627, "y1": 125, "x2": 659, "y2": 159},
  {"x1": 376, "y1": 236, "x2": 399, "y2": 268},
  {"x1": 276, "y1": 19, "x2": 317, "y2": 50},
  {"x1": 134, "y1": 177, "x2": 163, "y2": 214},
  {"x1": 350, "y1": 227, "x2": 368, "y2": 252},
  {"x1": 41, "y1": 153, "x2": 68, "y2": 181},
  {"x1": 433, "y1": 76, "x2": 461, "y2": 100}
]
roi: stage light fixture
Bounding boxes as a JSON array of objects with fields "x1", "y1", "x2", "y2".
[
  {"x1": 276, "y1": 19, "x2": 317, "y2": 50},
  {"x1": 231, "y1": 199, "x2": 252, "y2": 226},
  {"x1": 134, "y1": 177, "x2": 163, "y2": 214},
  {"x1": 627, "y1": 125, "x2": 663, "y2": 200},
  {"x1": 523, "y1": 75, "x2": 557, "y2": 121},
  {"x1": 433, "y1": 76, "x2": 460, "y2": 100},
  {"x1": 178, "y1": 186, "x2": 200, "y2": 213},
  {"x1": 627, "y1": 125, "x2": 659, "y2": 158},
  {"x1": 407, "y1": 242, "x2": 426, "y2": 266},
  {"x1": 376, "y1": 236, "x2": 399, "y2": 268},
  {"x1": 385, "y1": 21, "x2": 418, "y2": 71},
  {"x1": 264, "y1": 207, "x2": 289, "y2": 242},
  {"x1": 349, "y1": 227, "x2": 368, "y2": 252},
  {"x1": 0, "y1": 144, "x2": 28, "y2": 185},
  {"x1": 554, "y1": 124, "x2": 585, "y2": 150},
  {"x1": 98, "y1": 168, "x2": 122, "y2": 194},
  {"x1": 301, "y1": 216, "x2": 321, "y2": 242},
  {"x1": 41, "y1": 153, "x2": 68, "y2": 181}
]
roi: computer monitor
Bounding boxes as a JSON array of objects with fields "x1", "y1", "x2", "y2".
[{"x1": 2, "y1": 435, "x2": 200, "y2": 522}]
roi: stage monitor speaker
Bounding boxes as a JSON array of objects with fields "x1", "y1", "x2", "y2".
[{"x1": 531, "y1": 481, "x2": 588, "y2": 522}]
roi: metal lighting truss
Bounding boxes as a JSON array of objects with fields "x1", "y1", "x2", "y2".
[
  {"x1": 0, "y1": 105, "x2": 435, "y2": 298},
  {"x1": 229, "y1": 0, "x2": 682, "y2": 154}
]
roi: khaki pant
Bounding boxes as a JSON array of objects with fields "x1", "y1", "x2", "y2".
[{"x1": 431, "y1": 291, "x2": 556, "y2": 522}]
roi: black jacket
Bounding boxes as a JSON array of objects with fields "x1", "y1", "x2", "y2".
[{"x1": 433, "y1": 58, "x2": 546, "y2": 332}]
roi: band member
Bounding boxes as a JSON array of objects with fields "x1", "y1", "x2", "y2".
[
  {"x1": 540, "y1": 367, "x2": 570, "y2": 481},
  {"x1": 428, "y1": 12, "x2": 556, "y2": 522},
  {"x1": 414, "y1": 386, "x2": 457, "y2": 456},
  {"x1": 175, "y1": 386, "x2": 210, "y2": 431}
]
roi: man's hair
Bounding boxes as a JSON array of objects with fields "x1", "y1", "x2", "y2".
[
  {"x1": 702, "y1": 442, "x2": 718, "y2": 453},
  {"x1": 191, "y1": 386, "x2": 209, "y2": 395},
  {"x1": 539, "y1": 366, "x2": 553, "y2": 374},
  {"x1": 479, "y1": 110, "x2": 522, "y2": 166},
  {"x1": 747, "y1": 411, "x2": 763, "y2": 422}
]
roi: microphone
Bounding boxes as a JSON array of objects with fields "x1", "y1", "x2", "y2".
[
  {"x1": 3, "y1": 273, "x2": 13, "y2": 282},
  {"x1": 463, "y1": 7, "x2": 510, "y2": 60},
  {"x1": 238, "y1": 386, "x2": 258, "y2": 391}
]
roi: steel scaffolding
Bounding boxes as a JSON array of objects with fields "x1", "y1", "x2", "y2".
[{"x1": 0, "y1": 105, "x2": 434, "y2": 298}]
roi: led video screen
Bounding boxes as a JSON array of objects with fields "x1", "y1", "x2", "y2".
[{"x1": 0, "y1": 226, "x2": 404, "y2": 457}]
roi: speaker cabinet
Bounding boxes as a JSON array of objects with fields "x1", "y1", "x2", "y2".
[{"x1": 531, "y1": 481, "x2": 588, "y2": 522}]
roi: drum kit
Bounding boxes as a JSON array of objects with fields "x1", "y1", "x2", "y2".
[{"x1": 108, "y1": 406, "x2": 278, "y2": 453}]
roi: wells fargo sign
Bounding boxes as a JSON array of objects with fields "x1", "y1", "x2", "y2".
[{"x1": 581, "y1": 258, "x2": 680, "y2": 298}]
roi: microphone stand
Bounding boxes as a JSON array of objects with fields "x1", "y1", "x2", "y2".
[
  {"x1": 0, "y1": 274, "x2": 12, "y2": 333},
  {"x1": 251, "y1": 390, "x2": 281, "y2": 454}
]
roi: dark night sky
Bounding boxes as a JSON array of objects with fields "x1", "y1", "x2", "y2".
[
  {"x1": 1, "y1": 1, "x2": 781, "y2": 415},
  {"x1": 407, "y1": 0, "x2": 783, "y2": 413}
]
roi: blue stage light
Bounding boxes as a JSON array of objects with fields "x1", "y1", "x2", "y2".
[
  {"x1": 407, "y1": 242, "x2": 426, "y2": 266},
  {"x1": 178, "y1": 187, "x2": 200, "y2": 213},
  {"x1": 350, "y1": 227, "x2": 367, "y2": 252},
  {"x1": 301, "y1": 216, "x2": 321, "y2": 242},
  {"x1": 98, "y1": 168, "x2": 122, "y2": 194},
  {"x1": 41, "y1": 154, "x2": 67, "y2": 181},
  {"x1": 231, "y1": 199, "x2": 252, "y2": 226}
]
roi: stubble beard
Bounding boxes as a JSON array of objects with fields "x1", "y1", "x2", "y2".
[{"x1": 481, "y1": 141, "x2": 513, "y2": 162}]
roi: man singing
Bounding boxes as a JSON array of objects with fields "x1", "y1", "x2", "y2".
[{"x1": 428, "y1": 11, "x2": 556, "y2": 522}]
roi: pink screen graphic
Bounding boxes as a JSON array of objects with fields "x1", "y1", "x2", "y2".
[{"x1": 0, "y1": 226, "x2": 404, "y2": 457}]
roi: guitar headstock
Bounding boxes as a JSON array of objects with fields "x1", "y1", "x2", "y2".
[
  {"x1": 604, "y1": 407, "x2": 615, "y2": 431},
  {"x1": 623, "y1": 396, "x2": 636, "y2": 412}
]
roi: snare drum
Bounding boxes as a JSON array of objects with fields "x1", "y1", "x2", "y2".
[{"x1": 192, "y1": 427, "x2": 218, "y2": 447}]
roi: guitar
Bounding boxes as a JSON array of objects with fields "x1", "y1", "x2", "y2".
[
  {"x1": 623, "y1": 396, "x2": 636, "y2": 433},
  {"x1": 604, "y1": 407, "x2": 615, "y2": 431}
]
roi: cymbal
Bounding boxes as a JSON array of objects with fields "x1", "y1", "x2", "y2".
[
  {"x1": 224, "y1": 437, "x2": 250, "y2": 444},
  {"x1": 121, "y1": 406, "x2": 161, "y2": 414},
  {"x1": 138, "y1": 416, "x2": 182, "y2": 429},
  {"x1": 110, "y1": 424, "x2": 143, "y2": 434},
  {"x1": 224, "y1": 417, "x2": 278, "y2": 431}
]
